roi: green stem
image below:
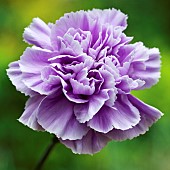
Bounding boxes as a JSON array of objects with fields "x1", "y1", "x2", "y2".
[{"x1": 34, "y1": 136, "x2": 59, "y2": 170}]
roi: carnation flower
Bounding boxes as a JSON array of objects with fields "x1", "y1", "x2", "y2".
[{"x1": 7, "y1": 8, "x2": 163, "y2": 154}]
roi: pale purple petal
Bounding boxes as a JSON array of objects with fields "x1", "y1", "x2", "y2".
[
  {"x1": 18, "y1": 96, "x2": 45, "y2": 130},
  {"x1": 87, "y1": 105, "x2": 115, "y2": 133},
  {"x1": 51, "y1": 11, "x2": 91, "y2": 38},
  {"x1": 41, "y1": 66, "x2": 61, "y2": 85},
  {"x1": 23, "y1": 18, "x2": 52, "y2": 50},
  {"x1": 88, "y1": 94, "x2": 141, "y2": 132},
  {"x1": 19, "y1": 47, "x2": 59, "y2": 95},
  {"x1": 88, "y1": 9, "x2": 127, "y2": 29},
  {"x1": 51, "y1": 9, "x2": 127, "y2": 50},
  {"x1": 131, "y1": 48, "x2": 161, "y2": 89},
  {"x1": 118, "y1": 43, "x2": 161, "y2": 89},
  {"x1": 128, "y1": 94, "x2": 163, "y2": 124},
  {"x1": 74, "y1": 90, "x2": 110, "y2": 123},
  {"x1": 87, "y1": 70, "x2": 104, "y2": 94},
  {"x1": 22, "y1": 72, "x2": 60, "y2": 95},
  {"x1": 116, "y1": 75, "x2": 145, "y2": 93},
  {"x1": 70, "y1": 78, "x2": 95, "y2": 95},
  {"x1": 52, "y1": 32, "x2": 83, "y2": 55},
  {"x1": 99, "y1": 68, "x2": 116, "y2": 89},
  {"x1": 37, "y1": 94, "x2": 89, "y2": 140},
  {"x1": 19, "y1": 47, "x2": 52, "y2": 73},
  {"x1": 107, "y1": 95, "x2": 163, "y2": 140},
  {"x1": 104, "y1": 89, "x2": 117, "y2": 107},
  {"x1": 110, "y1": 94, "x2": 140, "y2": 130},
  {"x1": 60, "y1": 130, "x2": 110, "y2": 154},
  {"x1": 6, "y1": 61, "x2": 36, "y2": 96},
  {"x1": 64, "y1": 55, "x2": 94, "y2": 74},
  {"x1": 61, "y1": 79, "x2": 89, "y2": 103}
]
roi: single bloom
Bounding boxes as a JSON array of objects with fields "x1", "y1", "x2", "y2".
[{"x1": 7, "y1": 8, "x2": 163, "y2": 154}]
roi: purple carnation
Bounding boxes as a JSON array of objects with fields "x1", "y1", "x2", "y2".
[{"x1": 7, "y1": 9, "x2": 163, "y2": 154}]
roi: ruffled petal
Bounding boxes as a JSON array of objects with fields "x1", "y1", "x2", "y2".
[
  {"x1": 60, "y1": 130, "x2": 110, "y2": 154},
  {"x1": 107, "y1": 95, "x2": 163, "y2": 141},
  {"x1": 118, "y1": 43, "x2": 161, "y2": 89},
  {"x1": 88, "y1": 8, "x2": 127, "y2": 29},
  {"x1": 116, "y1": 75, "x2": 145, "y2": 94},
  {"x1": 51, "y1": 8, "x2": 127, "y2": 47},
  {"x1": 88, "y1": 94, "x2": 141, "y2": 132},
  {"x1": 19, "y1": 47, "x2": 53, "y2": 73},
  {"x1": 70, "y1": 78, "x2": 95, "y2": 95},
  {"x1": 99, "y1": 68, "x2": 116, "y2": 89},
  {"x1": 51, "y1": 10, "x2": 92, "y2": 38},
  {"x1": 110, "y1": 94, "x2": 140, "y2": 130},
  {"x1": 6, "y1": 61, "x2": 36, "y2": 96},
  {"x1": 52, "y1": 31, "x2": 83, "y2": 55},
  {"x1": 22, "y1": 72, "x2": 60, "y2": 95},
  {"x1": 87, "y1": 105, "x2": 115, "y2": 133},
  {"x1": 74, "y1": 90, "x2": 110, "y2": 123},
  {"x1": 18, "y1": 95, "x2": 45, "y2": 130},
  {"x1": 131, "y1": 48, "x2": 161, "y2": 89},
  {"x1": 23, "y1": 18, "x2": 52, "y2": 50},
  {"x1": 19, "y1": 47, "x2": 59, "y2": 95},
  {"x1": 37, "y1": 94, "x2": 89, "y2": 140},
  {"x1": 61, "y1": 79, "x2": 89, "y2": 103}
]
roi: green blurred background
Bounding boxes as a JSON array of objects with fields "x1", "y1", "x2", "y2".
[{"x1": 0, "y1": 0, "x2": 170, "y2": 170}]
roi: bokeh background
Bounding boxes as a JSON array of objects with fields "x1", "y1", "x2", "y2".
[{"x1": 0, "y1": 0, "x2": 170, "y2": 170}]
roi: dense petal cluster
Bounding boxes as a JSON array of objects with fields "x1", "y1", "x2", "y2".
[{"x1": 7, "y1": 9, "x2": 162, "y2": 154}]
